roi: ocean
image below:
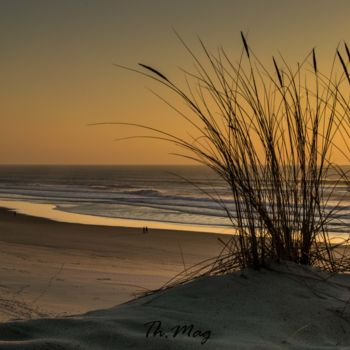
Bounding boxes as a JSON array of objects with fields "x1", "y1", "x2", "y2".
[{"x1": 0, "y1": 165, "x2": 348, "y2": 235}]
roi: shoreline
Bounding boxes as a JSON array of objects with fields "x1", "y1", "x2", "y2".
[
  {"x1": 0, "y1": 207, "x2": 226, "y2": 322},
  {"x1": 0, "y1": 199, "x2": 234, "y2": 236}
]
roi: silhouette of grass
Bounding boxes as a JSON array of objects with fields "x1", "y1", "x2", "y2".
[{"x1": 99, "y1": 33, "x2": 350, "y2": 285}]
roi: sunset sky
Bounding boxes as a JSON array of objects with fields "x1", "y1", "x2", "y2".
[{"x1": 1, "y1": 0, "x2": 349, "y2": 165}]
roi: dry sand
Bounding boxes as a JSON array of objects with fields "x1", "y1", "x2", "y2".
[
  {"x1": 0, "y1": 208, "x2": 223, "y2": 322},
  {"x1": 1, "y1": 208, "x2": 350, "y2": 349}
]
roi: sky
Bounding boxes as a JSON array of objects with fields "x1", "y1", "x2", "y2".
[{"x1": 0, "y1": 0, "x2": 349, "y2": 165}]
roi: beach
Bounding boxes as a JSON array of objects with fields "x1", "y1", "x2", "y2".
[
  {"x1": 0, "y1": 213, "x2": 349, "y2": 350},
  {"x1": 1, "y1": 208, "x2": 350, "y2": 349},
  {"x1": 0, "y1": 178, "x2": 350, "y2": 350},
  {"x1": 0, "y1": 207, "x2": 223, "y2": 322}
]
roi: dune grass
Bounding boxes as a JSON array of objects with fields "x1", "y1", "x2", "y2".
[{"x1": 108, "y1": 33, "x2": 350, "y2": 283}]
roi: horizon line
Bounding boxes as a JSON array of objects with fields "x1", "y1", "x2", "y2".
[{"x1": 0, "y1": 163, "x2": 204, "y2": 167}]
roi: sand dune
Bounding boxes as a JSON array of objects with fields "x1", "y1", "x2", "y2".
[{"x1": 0, "y1": 263, "x2": 350, "y2": 349}]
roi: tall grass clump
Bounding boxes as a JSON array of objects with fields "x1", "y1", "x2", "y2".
[{"x1": 109, "y1": 33, "x2": 350, "y2": 279}]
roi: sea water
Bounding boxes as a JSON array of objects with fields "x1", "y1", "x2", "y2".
[{"x1": 0, "y1": 165, "x2": 348, "y2": 235}]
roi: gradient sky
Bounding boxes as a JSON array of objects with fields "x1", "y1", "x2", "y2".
[{"x1": 1, "y1": 0, "x2": 349, "y2": 164}]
